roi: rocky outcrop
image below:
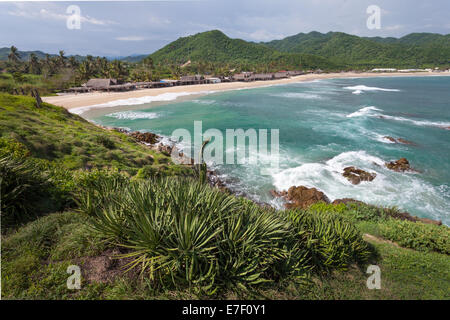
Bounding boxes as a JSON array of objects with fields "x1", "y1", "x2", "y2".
[
  {"x1": 157, "y1": 144, "x2": 173, "y2": 156},
  {"x1": 271, "y1": 186, "x2": 330, "y2": 209},
  {"x1": 332, "y1": 198, "x2": 366, "y2": 205},
  {"x1": 342, "y1": 167, "x2": 377, "y2": 185},
  {"x1": 130, "y1": 131, "x2": 160, "y2": 145},
  {"x1": 384, "y1": 136, "x2": 415, "y2": 145},
  {"x1": 385, "y1": 158, "x2": 412, "y2": 172}
]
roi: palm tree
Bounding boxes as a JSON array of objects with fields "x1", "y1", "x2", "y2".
[
  {"x1": 8, "y1": 46, "x2": 21, "y2": 64},
  {"x1": 68, "y1": 56, "x2": 79, "y2": 69},
  {"x1": 58, "y1": 50, "x2": 67, "y2": 67},
  {"x1": 29, "y1": 53, "x2": 41, "y2": 74},
  {"x1": 78, "y1": 60, "x2": 92, "y2": 81}
]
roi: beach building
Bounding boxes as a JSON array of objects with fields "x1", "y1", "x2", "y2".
[
  {"x1": 398, "y1": 69, "x2": 427, "y2": 73},
  {"x1": 274, "y1": 71, "x2": 289, "y2": 79},
  {"x1": 206, "y1": 77, "x2": 221, "y2": 84},
  {"x1": 371, "y1": 68, "x2": 397, "y2": 72},
  {"x1": 180, "y1": 75, "x2": 205, "y2": 85},
  {"x1": 233, "y1": 72, "x2": 254, "y2": 82},
  {"x1": 287, "y1": 70, "x2": 304, "y2": 76},
  {"x1": 85, "y1": 78, "x2": 117, "y2": 89},
  {"x1": 252, "y1": 73, "x2": 275, "y2": 81}
]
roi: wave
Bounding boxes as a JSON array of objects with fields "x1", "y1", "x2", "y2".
[
  {"x1": 346, "y1": 106, "x2": 382, "y2": 118},
  {"x1": 271, "y1": 151, "x2": 449, "y2": 224},
  {"x1": 344, "y1": 85, "x2": 401, "y2": 94},
  {"x1": 346, "y1": 106, "x2": 450, "y2": 129},
  {"x1": 105, "y1": 111, "x2": 160, "y2": 120},
  {"x1": 377, "y1": 114, "x2": 450, "y2": 129},
  {"x1": 272, "y1": 92, "x2": 323, "y2": 100},
  {"x1": 70, "y1": 91, "x2": 215, "y2": 115}
]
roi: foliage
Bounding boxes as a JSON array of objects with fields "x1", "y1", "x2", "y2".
[
  {"x1": 310, "y1": 202, "x2": 450, "y2": 255},
  {"x1": 378, "y1": 219, "x2": 449, "y2": 254},
  {"x1": 265, "y1": 31, "x2": 450, "y2": 69},
  {"x1": 286, "y1": 207, "x2": 371, "y2": 272},
  {"x1": 149, "y1": 30, "x2": 339, "y2": 73},
  {"x1": 76, "y1": 176, "x2": 370, "y2": 293},
  {"x1": 0, "y1": 155, "x2": 53, "y2": 231}
]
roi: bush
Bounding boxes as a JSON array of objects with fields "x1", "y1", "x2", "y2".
[
  {"x1": 76, "y1": 176, "x2": 370, "y2": 293},
  {"x1": 0, "y1": 156, "x2": 53, "y2": 231},
  {"x1": 378, "y1": 219, "x2": 449, "y2": 254},
  {"x1": 286, "y1": 208, "x2": 371, "y2": 272}
]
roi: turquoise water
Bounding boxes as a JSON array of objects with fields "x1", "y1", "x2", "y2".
[{"x1": 91, "y1": 76, "x2": 450, "y2": 224}]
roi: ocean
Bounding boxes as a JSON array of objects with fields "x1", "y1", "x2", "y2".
[{"x1": 89, "y1": 76, "x2": 450, "y2": 225}]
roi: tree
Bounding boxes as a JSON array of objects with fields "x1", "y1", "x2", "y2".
[
  {"x1": 28, "y1": 53, "x2": 41, "y2": 74},
  {"x1": 58, "y1": 50, "x2": 67, "y2": 67},
  {"x1": 8, "y1": 46, "x2": 21, "y2": 64}
]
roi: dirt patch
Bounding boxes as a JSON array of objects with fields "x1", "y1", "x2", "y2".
[
  {"x1": 363, "y1": 234, "x2": 401, "y2": 249},
  {"x1": 77, "y1": 248, "x2": 138, "y2": 284}
]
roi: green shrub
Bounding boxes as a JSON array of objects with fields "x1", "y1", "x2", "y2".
[
  {"x1": 76, "y1": 177, "x2": 369, "y2": 293},
  {"x1": 378, "y1": 219, "x2": 449, "y2": 254},
  {"x1": 0, "y1": 156, "x2": 53, "y2": 231},
  {"x1": 286, "y1": 208, "x2": 371, "y2": 272},
  {"x1": 95, "y1": 135, "x2": 116, "y2": 150}
]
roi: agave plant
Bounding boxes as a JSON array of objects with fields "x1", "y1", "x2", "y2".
[
  {"x1": 77, "y1": 175, "x2": 371, "y2": 293},
  {"x1": 0, "y1": 156, "x2": 51, "y2": 230}
]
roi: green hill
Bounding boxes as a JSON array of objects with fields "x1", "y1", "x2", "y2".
[
  {"x1": 148, "y1": 30, "x2": 339, "y2": 70},
  {"x1": 264, "y1": 31, "x2": 450, "y2": 68},
  {"x1": 0, "y1": 47, "x2": 56, "y2": 61}
]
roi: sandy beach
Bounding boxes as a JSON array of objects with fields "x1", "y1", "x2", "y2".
[{"x1": 43, "y1": 72, "x2": 450, "y2": 113}]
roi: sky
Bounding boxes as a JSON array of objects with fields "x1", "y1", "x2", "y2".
[{"x1": 1, "y1": 0, "x2": 449, "y2": 57}]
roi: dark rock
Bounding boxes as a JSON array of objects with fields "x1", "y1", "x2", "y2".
[
  {"x1": 416, "y1": 217, "x2": 443, "y2": 226},
  {"x1": 385, "y1": 158, "x2": 412, "y2": 172},
  {"x1": 383, "y1": 136, "x2": 415, "y2": 145},
  {"x1": 157, "y1": 144, "x2": 173, "y2": 156},
  {"x1": 332, "y1": 198, "x2": 366, "y2": 205},
  {"x1": 130, "y1": 131, "x2": 160, "y2": 145},
  {"x1": 342, "y1": 167, "x2": 376, "y2": 185},
  {"x1": 396, "y1": 138, "x2": 414, "y2": 145},
  {"x1": 271, "y1": 186, "x2": 329, "y2": 209}
]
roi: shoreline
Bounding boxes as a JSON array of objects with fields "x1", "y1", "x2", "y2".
[{"x1": 43, "y1": 72, "x2": 450, "y2": 113}]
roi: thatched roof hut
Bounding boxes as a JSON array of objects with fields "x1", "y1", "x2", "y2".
[
  {"x1": 253, "y1": 73, "x2": 274, "y2": 81},
  {"x1": 274, "y1": 71, "x2": 288, "y2": 79},
  {"x1": 233, "y1": 72, "x2": 254, "y2": 81},
  {"x1": 85, "y1": 78, "x2": 117, "y2": 88}
]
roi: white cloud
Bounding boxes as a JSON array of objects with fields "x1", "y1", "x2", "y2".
[
  {"x1": 8, "y1": 7, "x2": 116, "y2": 26},
  {"x1": 115, "y1": 36, "x2": 147, "y2": 41},
  {"x1": 384, "y1": 24, "x2": 404, "y2": 31}
]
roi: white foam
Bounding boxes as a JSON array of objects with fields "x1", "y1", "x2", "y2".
[
  {"x1": 70, "y1": 91, "x2": 215, "y2": 115},
  {"x1": 271, "y1": 150, "x2": 449, "y2": 224},
  {"x1": 378, "y1": 114, "x2": 450, "y2": 129},
  {"x1": 105, "y1": 111, "x2": 160, "y2": 120},
  {"x1": 346, "y1": 106, "x2": 383, "y2": 118},
  {"x1": 272, "y1": 92, "x2": 323, "y2": 100},
  {"x1": 344, "y1": 85, "x2": 400, "y2": 93}
]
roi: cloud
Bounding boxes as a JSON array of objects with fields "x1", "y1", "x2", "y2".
[
  {"x1": 115, "y1": 36, "x2": 147, "y2": 41},
  {"x1": 384, "y1": 24, "x2": 404, "y2": 31},
  {"x1": 8, "y1": 7, "x2": 116, "y2": 26}
]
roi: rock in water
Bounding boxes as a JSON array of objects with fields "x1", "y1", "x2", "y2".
[
  {"x1": 385, "y1": 158, "x2": 412, "y2": 172},
  {"x1": 271, "y1": 186, "x2": 329, "y2": 209},
  {"x1": 342, "y1": 167, "x2": 377, "y2": 185},
  {"x1": 383, "y1": 136, "x2": 415, "y2": 145}
]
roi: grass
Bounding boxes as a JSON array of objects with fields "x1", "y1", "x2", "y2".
[
  {"x1": 0, "y1": 72, "x2": 62, "y2": 96},
  {"x1": 75, "y1": 176, "x2": 370, "y2": 294},
  {"x1": 309, "y1": 202, "x2": 449, "y2": 255},
  {"x1": 2, "y1": 211, "x2": 449, "y2": 300},
  {"x1": 0, "y1": 94, "x2": 189, "y2": 175}
]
